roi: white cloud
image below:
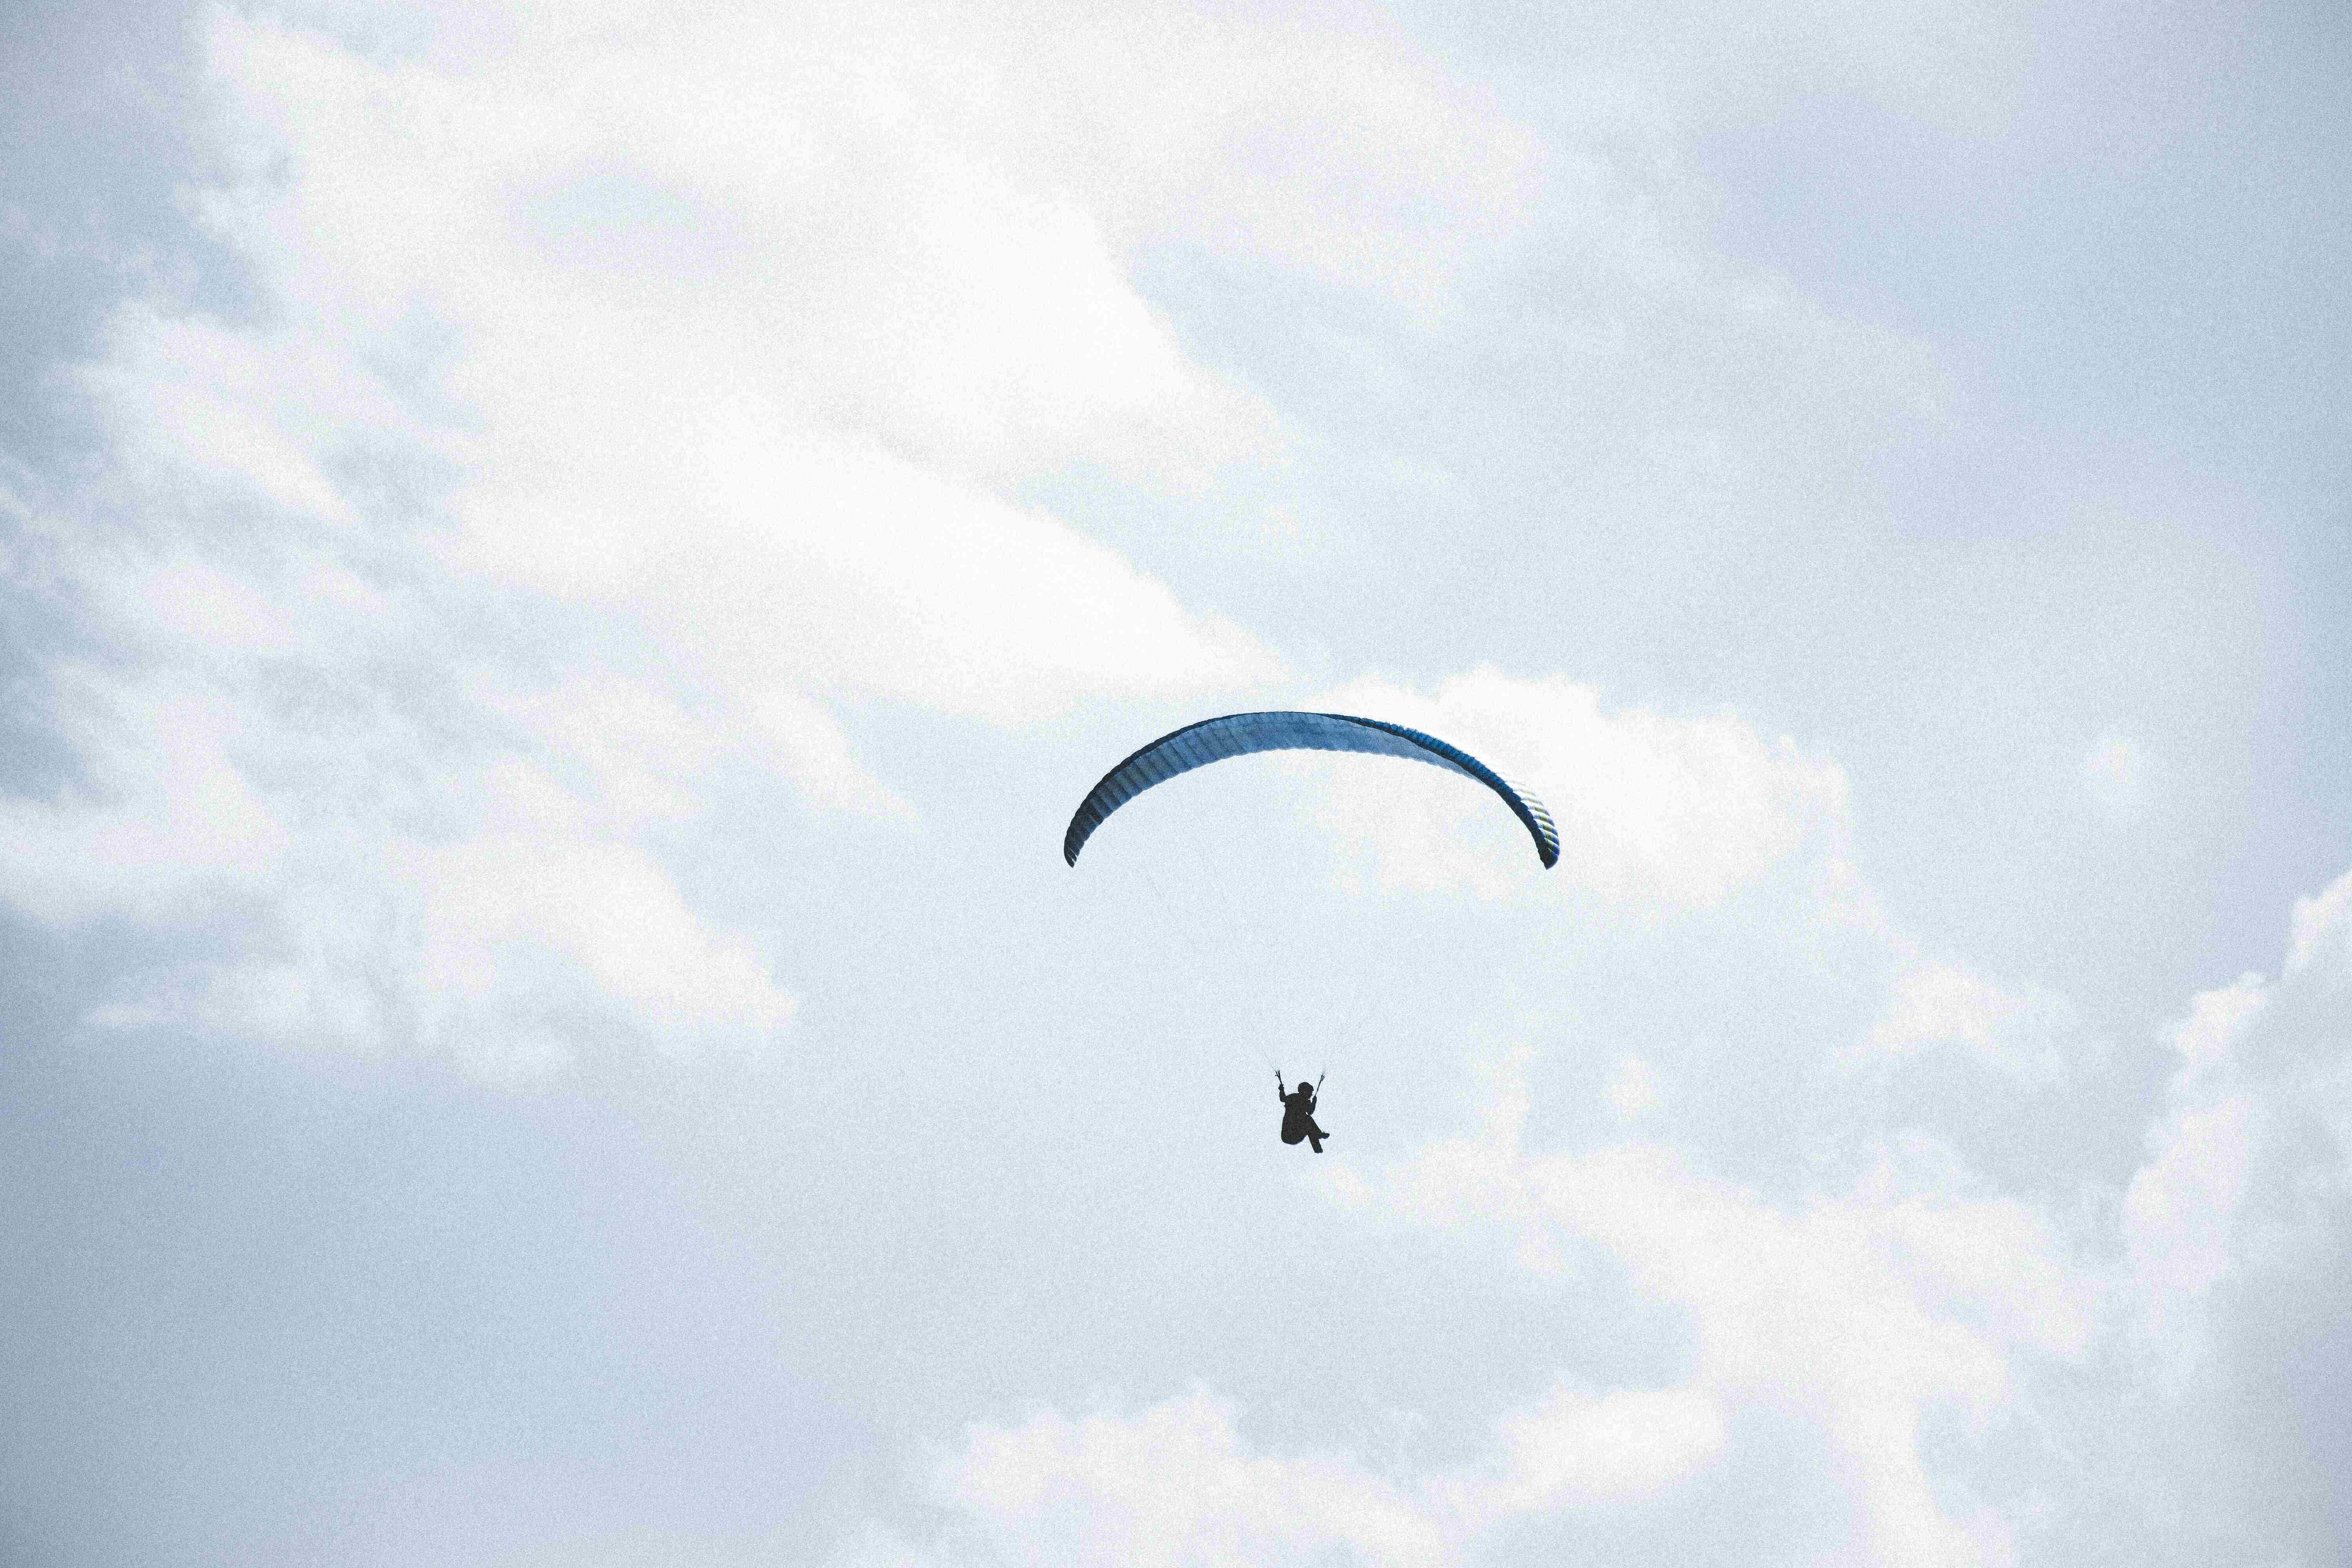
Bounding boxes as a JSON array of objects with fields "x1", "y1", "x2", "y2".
[
  {"x1": 887, "y1": 861, "x2": 2352, "y2": 1566},
  {"x1": 2285, "y1": 867, "x2": 2352, "y2": 978},
  {"x1": 407, "y1": 823, "x2": 797, "y2": 1045},
  {"x1": 7, "y1": 637, "x2": 802, "y2": 1070},
  {"x1": 2125, "y1": 866, "x2": 2352, "y2": 1381},
  {"x1": 110, "y1": 9, "x2": 1292, "y2": 721},
  {"x1": 4, "y1": 0, "x2": 1993, "y2": 1093},
  {"x1": 453, "y1": 415, "x2": 1280, "y2": 728},
  {"x1": 1348, "y1": 1051, "x2": 2091, "y2": 1567},
  {"x1": 1863, "y1": 951, "x2": 2074, "y2": 1076},
  {"x1": 965, "y1": 3, "x2": 1546, "y2": 318},
  {"x1": 7, "y1": 0, "x2": 1561, "y2": 1065},
  {"x1": 1261, "y1": 675, "x2": 2080, "y2": 1080},
  {"x1": 902, "y1": 1074, "x2": 2089, "y2": 1566},
  {"x1": 744, "y1": 688, "x2": 916, "y2": 823},
  {"x1": 1470, "y1": 1381, "x2": 1726, "y2": 1513},
  {"x1": 0, "y1": 662, "x2": 288, "y2": 926},
  {"x1": 1308, "y1": 667, "x2": 1851, "y2": 910},
  {"x1": 935, "y1": 1389, "x2": 1449, "y2": 1568},
  {"x1": 1282, "y1": 666, "x2": 2082, "y2": 1089},
  {"x1": 907, "y1": 1377, "x2": 1727, "y2": 1567}
]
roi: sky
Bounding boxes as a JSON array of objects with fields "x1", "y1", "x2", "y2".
[{"x1": 2, "y1": 0, "x2": 2348, "y2": 1563}]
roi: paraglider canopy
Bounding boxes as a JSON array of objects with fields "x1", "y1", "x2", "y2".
[{"x1": 1062, "y1": 710, "x2": 1559, "y2": 870}]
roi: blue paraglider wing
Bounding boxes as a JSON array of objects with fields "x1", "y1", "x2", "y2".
[{"x1": 1062, "y1": 711, "x2": 1559, "y2": 869}]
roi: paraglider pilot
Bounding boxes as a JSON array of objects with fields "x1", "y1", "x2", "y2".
[{"x1": 1277, "y1": 1071, "x2": 1329, "y2": 1153}]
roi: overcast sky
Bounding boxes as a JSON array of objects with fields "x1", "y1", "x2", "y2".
[{"x1": 3, "y1": 1, "x2": 2348, "y2": 1563}]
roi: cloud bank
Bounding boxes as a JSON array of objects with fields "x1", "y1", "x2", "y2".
[{"x1": 2, "y1": 0, "x2": 1550, "y2": 1069}]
